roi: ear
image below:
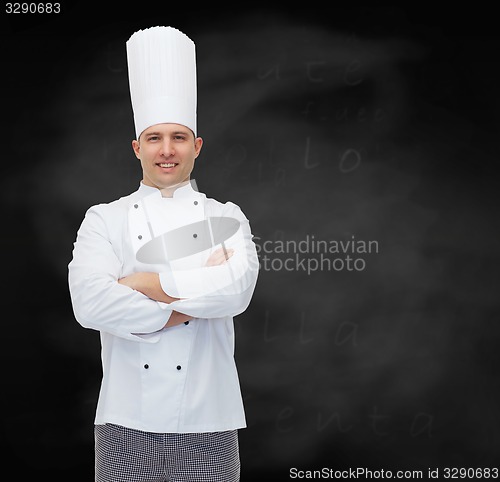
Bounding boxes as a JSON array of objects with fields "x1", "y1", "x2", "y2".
[
  {"x1": 194, "y1": 137, "x2": 203, "y2": 158},
  {"x1": 132, "y1": 139, "x2": 141, "y2": 159}
]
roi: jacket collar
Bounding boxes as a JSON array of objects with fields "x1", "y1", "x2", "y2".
[{"x1": 137, "y1": 180, "x2": 199, "y2": 200}]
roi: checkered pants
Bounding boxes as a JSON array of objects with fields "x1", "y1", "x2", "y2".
[{"x1": 95, "y1": 424, "x2": 240, "y2": 482}]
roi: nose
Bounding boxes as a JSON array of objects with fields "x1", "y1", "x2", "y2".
[{"x1": 160, "y1": 139, "x2": 175, "y2": 157}]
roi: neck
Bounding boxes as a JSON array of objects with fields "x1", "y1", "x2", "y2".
[{"x1": 158, "y1": 179, "x2": 191, "y2": 198}]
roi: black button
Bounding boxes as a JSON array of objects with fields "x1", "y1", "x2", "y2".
[
  {"x1": 184, "y1": 321, "x2": 190, "y2": 325},
  {"x1": 144, "y1": 364, "x2": 149, "y2": 369},
  {"x1": 176, "y1": 365, "x2": 182, "y2": 370},
  {"x1": 134, "y1": 204, "x2": 139, "y2": 209},
  {"x1": 193, "y1": 233, "x2": 197, "y2": 238},
  {"x1": 138, "y1": 235, "x2": 142, "y2": 240},
  {"x1": 194, "y1": 201, "x2": 198, "y2": 205}
]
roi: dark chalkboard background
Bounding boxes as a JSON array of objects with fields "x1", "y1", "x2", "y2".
[{"x1": 3, "y1": 4, "x2": 500, "y2": 480}]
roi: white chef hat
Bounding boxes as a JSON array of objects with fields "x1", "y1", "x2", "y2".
[{"x1": 126, "y1": 26, "x2": 197, "y2": 139}]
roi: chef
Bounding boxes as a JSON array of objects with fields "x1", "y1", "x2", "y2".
[{"x1": 68, "y1": 26, "x2": 259, "y2": 482}]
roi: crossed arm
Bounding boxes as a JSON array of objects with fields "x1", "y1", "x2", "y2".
[{"x1": 118, "y1": 247, "x2": 234, "y2": 328}]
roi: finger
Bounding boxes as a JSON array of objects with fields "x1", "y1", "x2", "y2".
[
  {"x1": 207, "y1": 248, "x2": 234, "y2": 266},
  {"x1": 210, "y1": 252, "x2": 227, "y2": 265},
  {"x1": 222, "y1": 248, "x2": 234, "y2": 260},
  {"x1": 218, "y1": 248, "x2": 234, "y2": 263}
]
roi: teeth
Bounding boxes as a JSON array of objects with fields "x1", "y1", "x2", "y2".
[{"x1": 159, "y1": 163, "x2": 176, "y2": 168}]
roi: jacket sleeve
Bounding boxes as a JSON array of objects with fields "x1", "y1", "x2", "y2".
[
  {"x1": 68, "y1": 205, "x2": 172, "y2": 342},
  {"x1": 159, "y1": 203, "x2": 259, "y2": 319}
]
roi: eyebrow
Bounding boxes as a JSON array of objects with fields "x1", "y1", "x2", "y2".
[{"x1": 144, "y1": 130, "x2": 189, "y2": 136}]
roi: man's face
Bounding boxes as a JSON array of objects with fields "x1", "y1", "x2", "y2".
[{"x1": 132, "y1": 123, "x2": 203, "y2": 191}]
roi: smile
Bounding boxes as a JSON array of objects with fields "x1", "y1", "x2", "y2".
[{"x1": 157, "y1": 162, "x2": 178, "y2": 168}]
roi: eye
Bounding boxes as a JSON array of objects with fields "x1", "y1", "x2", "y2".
[{"x1": 147, "y1": 136, "x2": 160, "y2": 142}]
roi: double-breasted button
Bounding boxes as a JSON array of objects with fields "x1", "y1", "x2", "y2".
[
  {"x1": 144, "y1": 364, "x2": 149, "y2": 369},
  {"x1": 176, "y1": 365, "x2": 182, "y2": 370}
]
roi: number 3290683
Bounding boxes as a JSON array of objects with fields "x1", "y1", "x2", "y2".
[{"x1": 6, "y1": 3, "x2": 61, "y2": 13}]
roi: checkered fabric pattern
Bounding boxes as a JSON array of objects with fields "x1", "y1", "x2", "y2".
[{"x1": 95, "y1": 424, "x2": 240, "y2": 481}]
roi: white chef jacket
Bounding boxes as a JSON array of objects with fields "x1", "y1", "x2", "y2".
[{"x1": 68, "y1": 182, "x2": 259, "y2": 433}]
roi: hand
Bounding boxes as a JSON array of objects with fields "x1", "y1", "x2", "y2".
[
  {"x1": 205, "y1": 246, "x2": 234, "y2": 267},
  {"x1": 118, "y1": 271, "x2": 146, "y2": 290},
  {"x1": 165, "y1": 310, "x2": 192, "y2": 328},
  {"x1": 118, "y1": 272, "x2": 178, "y2": 303},
  {"x1": 118, "y1": 273, "x2": 190, "y2": 327}
]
